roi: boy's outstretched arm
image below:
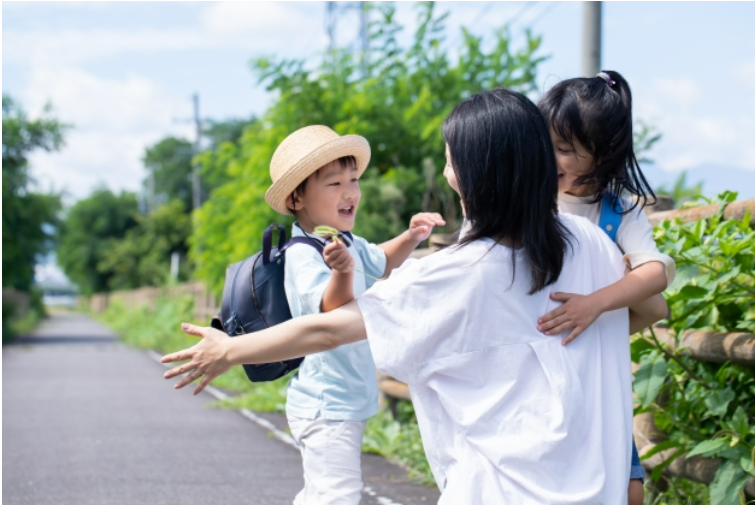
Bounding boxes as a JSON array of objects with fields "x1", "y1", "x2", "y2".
[
  {"x1": 537, "y1": 261, "x2": 668, "y2": 344},
  {"x1": 162, "y1": 300, "x2": 367, "y2": 395},
  {"x1": 379, "y1": 213, "x2": 445, "y2": 275}
]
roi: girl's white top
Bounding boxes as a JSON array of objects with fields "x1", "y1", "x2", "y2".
[
  {"x1": 558, "y1": 193, "x2": 676, "y2": 285},
  {"x1": 357, "y1": 214, "x2": 633, "y2": 504}
]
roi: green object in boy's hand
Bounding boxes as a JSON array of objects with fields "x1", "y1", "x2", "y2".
[
  {"x1": 313, "y1": 225, "x2": 381, "y2": 282},
  {"x1": 314, "y1": 226, "x2": 341, "y2": 243}
]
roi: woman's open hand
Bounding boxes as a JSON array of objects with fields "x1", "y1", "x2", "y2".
[
  {"x1": 161, "y1": 323, "x2": 233, "y2": 395},
  {"x1": 537, "y1": 292, "x2": 604, "y2": 345}
]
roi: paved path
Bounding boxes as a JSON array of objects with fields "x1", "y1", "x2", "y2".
[{"x1": 3, "y1": 313, "x2": 440, "y2": 505}]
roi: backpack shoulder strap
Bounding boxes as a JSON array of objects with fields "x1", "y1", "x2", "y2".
[
  {"x1": 598, "y1": 191, "x2": 623, "y2": 242},
  {"x1": 285, "y1": 236, "x2": 325, "y2": 255}
]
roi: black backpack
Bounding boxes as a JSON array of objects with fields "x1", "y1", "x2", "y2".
[{"x1": 210, "y1": 223, "x2": 351, "y2": 382}]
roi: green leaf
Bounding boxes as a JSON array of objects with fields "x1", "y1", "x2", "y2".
[
  {"x1": 726, "y1": 406, "x2": 750, "y2": 437},
  {"x1": 687, "y1": 438, "x2": 730, "y2": 458},
  {"x1": 633, "y1": 353, "x2": 668, "y2": 408},
  {"x1": 650, "y1": 448, "x2": 687, "y2": 481},
  {"x1": 704, "y1": 387, "x2": 736, "y2": 417},
  {"x1": 740, "y1": 455, "x2": 754, "y2": 475},
  {"x1": 629, "y1": 337, "x2": 655, "y2": 363},
  {"x1": 709, "y1": 459, "x2": 749, "y2": 505},
  {"x1": 640, "y1": 439, "x2": 681, "y2": 460},
  {"x1": 678, "y1": 285, "x2": 710, "y2": 299}
]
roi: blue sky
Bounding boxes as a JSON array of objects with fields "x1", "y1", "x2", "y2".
[{"x1": 3, "y1": 1, "x2": 755, "y2": 204}]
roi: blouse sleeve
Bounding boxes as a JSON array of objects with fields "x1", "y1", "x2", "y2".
[
  {"x1": 616, "y1": 206, "x2": 676, "y2": 286},
  {"x1": 356, "y1": 258, "x2": 429, "y2": 384}
]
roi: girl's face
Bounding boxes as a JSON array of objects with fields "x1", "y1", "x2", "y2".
[
  {"x1": 550, "y1": 128, "x2": 596, "y2": 197},
  {"x1": 443, "y1": 144, "x2": 460, "y2": 195}
]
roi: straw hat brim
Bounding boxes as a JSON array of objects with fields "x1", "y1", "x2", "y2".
[{"x1": 265, "y1": 135, "x2": 371, "y2": 215}]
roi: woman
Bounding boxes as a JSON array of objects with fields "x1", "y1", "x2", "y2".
[{"x1": 163, "y1": 89, "x2": 633, "y2": 504}]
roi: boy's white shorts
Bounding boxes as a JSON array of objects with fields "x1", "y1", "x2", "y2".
[{"x1": 287, "y1": 415, "x2": 367, "y2": 505}]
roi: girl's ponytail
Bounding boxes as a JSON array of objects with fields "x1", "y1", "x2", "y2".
[{"x1": 539, "y1": 70, "x2": 657, "y2": 212}]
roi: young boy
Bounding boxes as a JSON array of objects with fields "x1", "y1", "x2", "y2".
[{"x1": 265, "y1": 125, "x2": 444, "y2": 505}]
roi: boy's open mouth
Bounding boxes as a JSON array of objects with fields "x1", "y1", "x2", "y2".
[{"x1": 338, "y1": 205, "x2": 355, "y2": 217}]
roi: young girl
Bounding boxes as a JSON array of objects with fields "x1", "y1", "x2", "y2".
[
  {"x1": 164, "y1": 88, "x2": 637, "y2": 504},
  {"x1": 536, "y1": 70, "x2": 676, "y2": 505}
]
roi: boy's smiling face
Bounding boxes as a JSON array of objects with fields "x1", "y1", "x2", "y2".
[{"x1": 288, "y1": 159, "x2": 361, "y2": 233}]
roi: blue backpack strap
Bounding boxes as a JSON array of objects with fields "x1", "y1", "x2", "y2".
[{"x1": 598, "y1": 192, "x2": 623, "y2": 242}]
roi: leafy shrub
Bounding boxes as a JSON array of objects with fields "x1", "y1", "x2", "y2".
[{"x1": 632, "y1": 192, "x2": 754, "y2": 504}]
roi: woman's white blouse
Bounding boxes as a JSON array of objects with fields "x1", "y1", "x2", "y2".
[{"x1": 357, "y1": 214, "x2": 633, "y2": 504}]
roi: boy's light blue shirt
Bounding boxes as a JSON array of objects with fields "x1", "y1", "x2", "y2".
[{"x1": 284, "y1": 223, "x2": 387, "y2": 421}]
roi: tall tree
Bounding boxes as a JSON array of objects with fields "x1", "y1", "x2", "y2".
[
  {"x1": 2, "y1": 95, "x2": 67, "y2": 291},
  {"x1": 98, "y1": 199, "x2": 192, "y2": 290},
  {"x1": 141, "y1": 117, "x2": 256, "y2": 211},
  {"x1": 57, "y1": 189, "x2": 138, "y2": 295},
  {"x1": 142, "y1": 137, "x2": 194, "y2": 212}
]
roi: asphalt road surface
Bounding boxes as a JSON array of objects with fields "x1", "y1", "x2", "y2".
[{"x1": 3, "y1": 313, "x2": 440, "y2": 505}]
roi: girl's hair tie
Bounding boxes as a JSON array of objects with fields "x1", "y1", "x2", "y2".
[{"x1": 596, "y1": 72, "x2": 616, "y2": 87}]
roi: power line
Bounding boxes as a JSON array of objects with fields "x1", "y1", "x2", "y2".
[
  {"x1": 471, "y1": 2, "x2": 496, "y2": 27},
  {"x1": 529, "y1": 2, "x2": 560, "y2": 29},
  {"x1": 505, "y1": 1, "x2": 538, "y2": 29}
]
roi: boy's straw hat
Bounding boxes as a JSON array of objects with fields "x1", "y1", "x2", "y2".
[{"x1": 265, "y1": 125, "x2": 371, "y2": 215}]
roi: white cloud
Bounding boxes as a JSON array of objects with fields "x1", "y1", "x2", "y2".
[
  {"x1": 24, "y1": 62, "x2": 194, "y2": 203},
  {"x1": 635, "y1": 77, "x2": 754, "y2": 173},
  {"x1": 3, "y1": 2, "x2": 324, "y2": 67}
]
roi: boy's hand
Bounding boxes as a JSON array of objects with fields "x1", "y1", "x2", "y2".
[
  {"x1": 323, "y1": 240, "x2": 354, "y2": 274},
  {"x1": 409, "y1": 212, "x2": 446, "y2": 243},
  {"x1": 537, "y1": 292, "x2": 604, "y2": 345}
]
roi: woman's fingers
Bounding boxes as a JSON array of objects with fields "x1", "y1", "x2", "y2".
[
  {"x1": 161, "y1": 348, "x2": 195, "y2": 364},
  {"x1": 180, "y1": 322, "x2": 206, "y2": 337},
  {"x1": 194, "y1": 374, "x2": 213, "y2": 395},
  {"x1": 173, "y1": 368, "x2": 203, "y2": 390},
  {"x1": 163, "y1": 360, "x2": 198, "y2": 379}
]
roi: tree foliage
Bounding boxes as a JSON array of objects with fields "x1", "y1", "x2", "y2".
[
  {"x1": 191, "y1": 2, "x2": 547, "y2": 293},
  {"x1": 142, "y1": 137, "x2": 194, "y2": 212},
  {"x1": 2, "y1": 95, "x2": 67, "y2": 291},
  {"x1": 98, "y1": 199, "x2": 192, "y2": 290},
  {"x1": 57, "y1": 189, "x2": 139, "y2": 295}
]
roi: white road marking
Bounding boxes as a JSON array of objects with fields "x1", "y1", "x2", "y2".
[{"x1": 147, "y1": 349, "x2": 405, "y2": 505}]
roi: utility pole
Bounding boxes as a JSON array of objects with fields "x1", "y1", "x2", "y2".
[
  {"x1": 324, "y1": 1, "x2": 368, "y2": 72},
  {"x1": 581, "y1": 2, "x2": 602, "y2": 77},
  {"x1": 191, "y1": 93, "x2": 201, "y2": 210}
]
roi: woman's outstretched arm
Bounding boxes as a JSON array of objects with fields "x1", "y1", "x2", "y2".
[{"x1": 162, "y1": 300, "x2": 367, "y2": 394}]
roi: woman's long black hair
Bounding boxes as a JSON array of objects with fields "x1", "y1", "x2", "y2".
[
  {"x1": 443, "y1": 88, "x2": 571, "y2": 294},
  {"x1": 538, "y1": 70, "x2": 656, "y2": 211}
]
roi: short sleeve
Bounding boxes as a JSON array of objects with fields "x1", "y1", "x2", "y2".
[
  {"x1": 351, "y1": 235, "x2": 387, "y2": 287},
  {"x1": 285, "y1": 243, "x2": 331, "y2": 315},
  {"x1": 356, "y1": 258, "x2": 427, "y2": 384},
  {"x1": 616, "y1": 207, "x2": 676, "y2": 286}
]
